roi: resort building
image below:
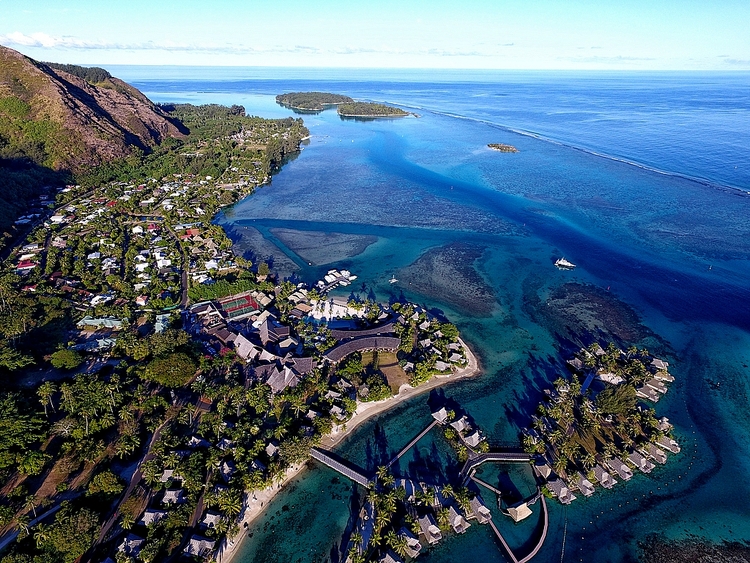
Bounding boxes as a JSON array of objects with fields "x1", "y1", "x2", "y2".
[
  {"x1": 593, "y1": 464, "x2": 617, "y2": 489},
  {"x1": 183, "y1": 536, "x2": 216, "y2": 558},
  {"x1": 547, "y1": 478, "x2": 577, "y2": 504},
  {"x1": 398, "y1": 527, "x2": 422, "y2": 558},
  {"x1": 506, "y1": 502, "x2": 533, "y2": 522},
  {"x1": 468, "y1": 495, "x2": 492, "y2": 524},
  {"x1": 417, "y1": 514, "x2": 442, "y2": 545},
  {"x1": 139, "y1": 509, "x2": 167, "y2": 526},
  {"x1": 448, "y1": 506, "x2": 471, "y2": 533},
  {"x1": 656, "y1": 436, "x2": 681, "y2": 453},
  {"x1": 642, "y1": 443, "x2": 668, "y2": 464},
  {"x1": 607, "y1": 457, "x2": 633, "y2": 481},
  {"x1": 118, "y1": 534, "x2": 145, "y2": 557},
  {"x1": 628, "y1": 450, "x2": 655, "y2": 473},
  {"x1": 575, "y1": 473, "x2": 596, "y2": 497}
]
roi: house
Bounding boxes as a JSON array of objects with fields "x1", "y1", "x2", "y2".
[
  {"x1": 118, "y1": 534, "x2": 145, "y2": 556},
  {"x1": 417, "y1": 514, "x2": 442, "y2": 544},
  {"x1": 135, "y1": 295, "x2": 149, "y2": 307},
  {"x1": 162, "y1": 489, "x2": 185, "y2": 505},
  {"x1": 159, "y1": 469, "x2": 180, "y2": 482},
  {"x1": 266, "y1": 441, "x2": 279, "y2": 457},
  {"x1": 448, "y1": 506, "x2": 471, "y2": 533},
  {"x1": 434, "y1": 360, "x2": 450, "y2": 372},
  {"x1": 140, "y1": 509, "x2": 167, "y2": 526},
  {"x1": 468, "y1": 495, "x2": 492, "y2": 524},
  {"x1": 183, "y1": 536, "x2": 216, "y2": 558},
  {"x1": 201, "y1": 512, "x2": 222, "y2": 529},
  {"x1": 547, "y1": 478, "x2": 577, "y2": 504},
  {"x1": 506, "y1": 502, "x2": 533, "y2": 522},
  {"x1": 593, "y1": 464, "x2": 617, "y2": 489},
  {"x1": 132, "y1": 225, "x2": 144, "y2": 234},
  {"x1": 220, "y1": 460, "x2": 236, "y2": 482},
  {"x1": 398, "y1": 527, "x2": 422, "y2": 558}
]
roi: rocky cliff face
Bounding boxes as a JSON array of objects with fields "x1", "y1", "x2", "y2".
[{"x1": 0, "y1": 45, "x2": 184, "y2": 172}]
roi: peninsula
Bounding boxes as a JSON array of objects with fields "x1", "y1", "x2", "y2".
[{"x1": 275, "y1": 92, "x2": 353, "y2": 112}]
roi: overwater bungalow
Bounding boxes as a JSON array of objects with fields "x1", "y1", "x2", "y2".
[
  {"x1": 398, "y1": 527, "x2": 422, "y2": 558},
  {"x1": 450, "y1": 416, "x2": 470, "y2": 433},
  {"x1": 575, "y1": 473, "x2": 596, "y2": 497},
  {"x1": 636, "y1": 385, "x2": 660, "y2": 402},
  {"x1": 463, "y1": 431, "x2": 483, "y2": 448},
  {"x1": 651, "y1": 358, "x2": 669, "y2": 371},
  {"x1": 448, "y1": 506, "x2": 471, "y2": 533},
  {"x1": 379, "y1": 551, "x2": 406, "y2": 563},
  {"x1": 641, "y1": 443, "x2": 668, "y2": 464},
  {"x1": 417, "y1": 514, "x2": 442, "y2": 544},
  {"x1": 547, "y1": 478, "x2": 577, "y2": 504},
  {"x1": 593, "y1": 464, "x2": 617, "y2": 489},
  {"x1": 606, "y1": 457, "x2": 633, "y2": 481},
  {"x1": 431, "y1": 406, "x2": 449, "y2": 424},
  {"x1": 656, "y1": 435, "x2": 681, "y2": 453},
  {"x1": 506, "y1": 502, "x2": 533, "y2": 522},
  {"x1": 468, "y1": 495, "x2": 493, "y2": 524},
  {"x1": 628, "y1": 450, "x2": 655, "y2": 473},
  {"x1": 645, "y1": 378, "x2": 668, "y2": 394}
]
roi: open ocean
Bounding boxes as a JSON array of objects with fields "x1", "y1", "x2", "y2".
[{"x1": 117, "y1": 67, "x2": 750, "y2": 562}]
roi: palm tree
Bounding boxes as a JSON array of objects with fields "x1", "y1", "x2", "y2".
[
  {"x1": 37, "y1": 382, "x2": 57, "y2": 416},
  {"x1": 582, "y1": 452, "x2": 596, "y2": 470},
  {"x1": 24, "y1": 495, "x2": 38, "y2": 519},
  {"x1": 441, "y1": 484, "x2": 455, "y2": 500},
  {"x1": 391, "y1": 534, "x2": 409, "y2": 558},
  {"x1": 14, "y1": 515, "x2": 30, "y2": 538},
  {"x1": 350, "y1": 532, "x2": 363, "y2": 554},
  {"x1": 33, "y1": 524, "x2": 49, "y2": 548}
]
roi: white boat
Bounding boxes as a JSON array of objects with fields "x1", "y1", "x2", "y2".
[
  {"x1": 389, "y1": 275, "x2": 398, "y2": 284},
  {"x1": 555, "y1": 257, "x2": 576, "y2": 270}
]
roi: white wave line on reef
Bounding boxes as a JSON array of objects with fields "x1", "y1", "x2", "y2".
[{"x1": 391, "y1": 101, "x2": 749, "y2": 197}]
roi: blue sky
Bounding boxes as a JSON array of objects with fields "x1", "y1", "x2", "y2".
[{"x1": 1, "y1": 0, "x2": 749, "y2": 69}]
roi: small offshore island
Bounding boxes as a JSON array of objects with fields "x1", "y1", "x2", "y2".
[
  {"x1": 275, "y1": 92, "x2": 354, "y2": 112},
  {"x1": 275, "y1": 92, "x2": 411, "y2": 118},
  {"x1": 337, "y1": 102, "x2": 411, "y2": 118}
]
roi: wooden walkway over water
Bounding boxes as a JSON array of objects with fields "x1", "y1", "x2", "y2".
[
  {"x1": 385, "y1": 420, "x2": 439, "y2": 468},
  {"x1": 310, "y1": 447, "x2": 372, "y2": 487},
  {"x1": 460, "y1": 451, "x2": 533, "y2": 482},
  {"x1": 487, "y1": 493, "x2": 549, "y2": 563}
]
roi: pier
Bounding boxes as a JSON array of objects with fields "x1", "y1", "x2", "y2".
[
  {"x1": 460, "y1": 451, "x2": 533, "y2": 482},
  {"x1": 310, "y1": 447, "x2": 372, "y2": 487},
  {"x1": 487, "y1": 493, "x2": 549, "y2": 563},
  {"x1": 385, "y1": 420, "x2": 439, "y2": 468}
]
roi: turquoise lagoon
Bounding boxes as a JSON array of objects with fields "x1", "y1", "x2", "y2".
[{"x1": 125, "y1": 70, "x2": 750, "y2": 562}]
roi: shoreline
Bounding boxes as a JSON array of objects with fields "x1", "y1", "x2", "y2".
[{"x1": 216, "y1": 337, "x2": 481, "y2": 563}]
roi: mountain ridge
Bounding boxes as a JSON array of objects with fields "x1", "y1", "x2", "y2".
[{"x1": 0, "y1": 44, "x2": 184, "y2": 173}]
